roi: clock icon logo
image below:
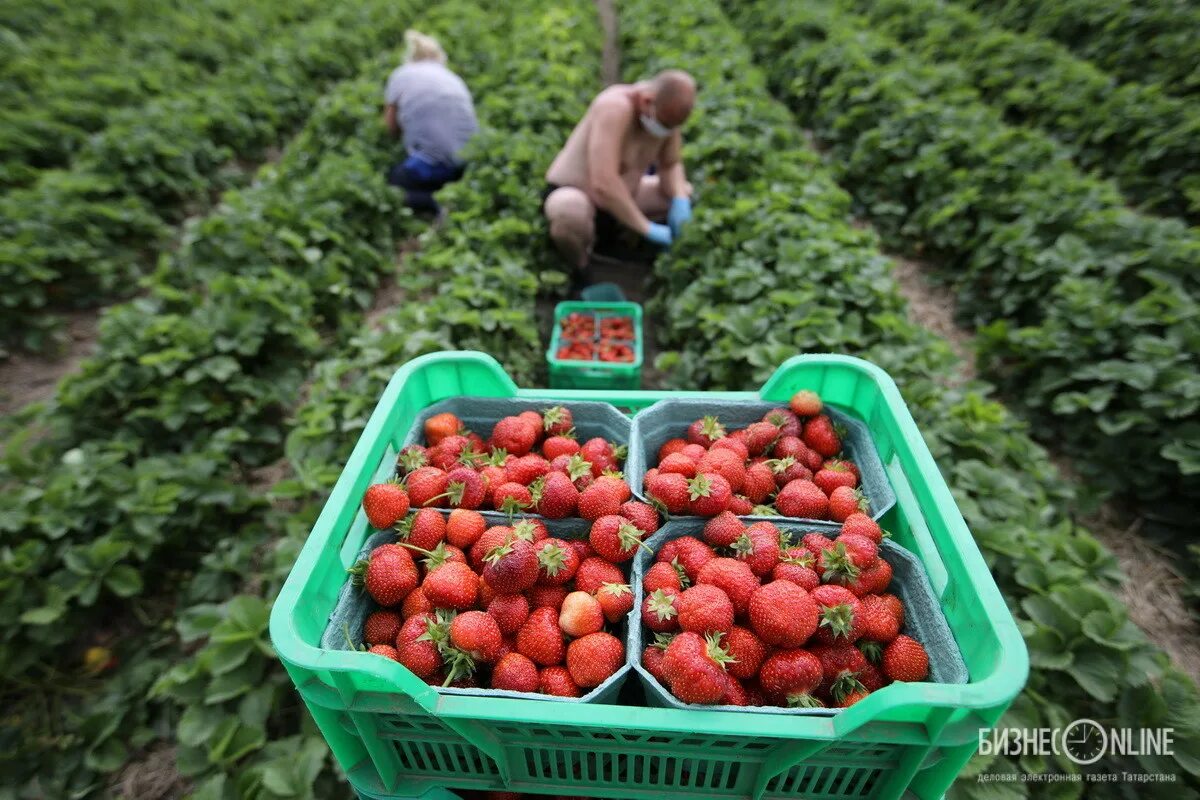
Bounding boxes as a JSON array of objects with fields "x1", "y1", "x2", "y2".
[{"x1": 1062, "y1": 719, "x2": 1107, "y2": 765}]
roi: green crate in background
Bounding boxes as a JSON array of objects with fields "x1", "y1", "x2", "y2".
[
  {"x1": 270, "y1": 350, "x2": 1028, "y2": 800},
  {"x1": 547, "y1": 300, "x2": 643, "y2": 389}
]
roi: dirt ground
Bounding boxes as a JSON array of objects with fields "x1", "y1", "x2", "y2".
[{"x1": 0, "y1": 310, "x2": 101, "y2": 416}]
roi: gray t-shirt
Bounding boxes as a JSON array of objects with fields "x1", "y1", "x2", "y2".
[{"x1": 384, "y1": 61, "x2": 478, "y2": 165}]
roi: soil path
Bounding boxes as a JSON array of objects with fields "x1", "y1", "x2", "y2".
[{"x1": 0, "y1": 311, "x2": 100, "y2": 416}]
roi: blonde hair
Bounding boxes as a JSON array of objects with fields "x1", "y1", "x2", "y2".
[{"x1": 405, "y1": 30, "x2": 446, "y2": 64}]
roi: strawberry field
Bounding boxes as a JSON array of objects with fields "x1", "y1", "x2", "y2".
[{"x1": 1, "y1": 0, "x2": 1198, "y2": 798}]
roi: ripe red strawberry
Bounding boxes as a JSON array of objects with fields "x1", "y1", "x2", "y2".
[
  {"x1": 449, "y1": 611, "x2": 502, "y2": 663},
  {"x1": 857, "y1": 595, "x2": 900, "y2": 643},
  {"x1": 775, "y1": 479, "x2": 830, "y2": 519},
  {"x1": 802, "y1": 532, "x2": 835, "y2": 554},
  {"x1": 814, "y1": 463, "x2": 857, "y2": 496},
  {"x1": 662, "y1": 631, "x2": 733, "y2": 704},
  {"x1": 664, "y1": 537, "x2": 715, "y2": 582},
  {"x1": 768, "y1": 457, "x2": 813, "y2": 489},
  {"x1": 743, "y1": 422, "x2": 780, "y2": 456},
  {"x1": 732, "y1": 522, "x2": 782, "y2": 577},
  {"x1": 469, "y1": 526, "x2": 510, "y2": 569},
  {"x1": 841, "y1": 512, "x2": 883, "y2": 543},
  {"x1": 659, "y1": 453, "x2": 698, "y2": 478},
  {"x1": 858, "y1": 661, "x2": 885, "y2": 692},
  {"x1": 578, "y1": 476, "x2": 628, "y2": 520},
  {"x1": 879, "y1": 593, "x2": 904, "y2": 628},
  {"x1": 763, "y1": 407, "x2": 802, "y2": 438},
  {"x1": 425, "y1": 412, "x2": 464, "y2": 446},
  {"x1": 539, "y1": 665, "x2": 581, "y2": 697},
  {"x1": 800, "y1": 445, "x2": 825, "y2": 472},
  {"x1": 589, "y1": 514, "x2": 648, "y2": 563},
  {"x1": 803, "y1": 415, "x2": 842, "y2": 458},
  {"x1": 492, "y1": 652, "x2": 540, "y2": 692},
  {"x1": 789, "y1": 390, "x2": 823, "y2": 418},
  {"x1": 727, "y1": 495, "x2": 755, "y2": 515},
  {"x1": 566, "y1": 632, "x2": 624, "y2": 688},
  {"x1": 482, "y1": 537, "x2": 539, "y2": 594},
  {"x1": 642, "y1": 564, "x2": 681, "y2": 597},
  {"x1": 437, "y1": 467, "x2": 484, "y2": 509},
  {"x1": 541, "y1": 405, "x2": 574, "y2": 436},
  {"x1": 504, "y1": 453, "x2": 550, "y2": 486},
  {"x1": 677, "y1": 584, "x2": 735, "y2": 634},
  {"x1": 773, "y1": 547, "x2": 820, "y2": 591},
  {"x1": 619, "y1": 500, "x2": 660, "y2": 534},
  {"x1": 882, "y1": 635, "x2": 928, "y2": 682},
  {"x1": 759, "y1": 649, "x2": 824, "y2": 707},
  {"x1": 533, "y1": 538, "x2": 580, "y2": 585},
  {"x1": 567, "y1": 538, "x2": 593, "y2": 562},
  {"x1": 812, "y1": 642, "x2": 868, "y2": 701},
  {"x1": 696, "y1": 557, "x2": 760, "y2": 616},
  {"x1": 421, "y1": 561, "x2": 479, "y2": 610},
  {"x1": 579, "y1": 438, "x2": 620, "y2": 475},
  {"x1": 641, "y1": 640, "x2": 670, "y2": 682},
  {"x1": 406, "y1": 467, "x2": 450, "y2": 508},
  {"x1": 748, "y1": 580, "x2": 819, "y2": 647},
  {"x1": 846, "y1": 558, "x2": 893, "y2": 597},
  {"x1": 771, "y1": 435, "x2": 807, "y2": 461},
  {"x1": 811, "y1": 584, "x2": 864, "y2": 645},
  {"x1": 696, "y1": 449, "x2": 746, "y2": 494},
  {"x1": 574, "y1": 557, "x2": 624, "y2": 594},
  {"x1": 542, "y1": 435, "x2": 579, "y2": 461},
  {"x1": 702, "y1": 511, "x2": 745, "y2": 548},
  {"x1": 396, "y1": 630, "x2": 441, "y2": 678},
  {"x1": 680, "y1": 443, "x2": 707, "y2": 460},
  {"x1": 516, "y1": 607, "x2": 565, "y2": 666},
  {"x1": 446, "y1": 509, "x2": 487, "y2": 549},
  {"x1": 396, "y1": 444, "x2": 430, "y2": 476},
  {"x1": 642, "y1": 588, "x2": 681, "y2": 632},
  {"x1": 401, "y1": 586, "x2": 432, "y2": 619},
  {"x1": 491, "y1": 416, "x2": 537, "y2": 457},
  {"x1": 487, "y1": 593, "x2": 530, "y2": 635},
  {"x1": 819, "y1": 537, "x2": 877, "y2": 586},
  {"x1": 429, "y1": 435, "x2": 471, "y2": 471},
  {"x1": 644, "y1": 471, "x2": 690, "y2": 514},
  {"x1": 512, "y1": 518, "x2": 547, "y2": 542},
  {"x1": 527, "y1": 584, "x2": 568, "y2": 610},
  {"x1": 396, "y1": 507, "x2": 446, "y2": 552},
  {"x1": 658, "y1": 438, "x2": 689, "y2": 461},
  {"x1": 559, "y1": 591, "x2": 605, "y2": 637},
  {"x1": 710, "y1": 436, "x2": 750, "y2": 461},
  {"x1": 364, "y1": 610, "x2": 402, "y2": 645},
  {"x1": 531, "y1": 471, "x2": 579, "y2": 519},
  {"x1": 723, "y1": 625, "x2": 766, "y2": 681},
  {"x1": 688, "y1": 472, "x2": 732, "y2": 517},
  {"x1": 687, "y1": 416, "x2": 727, "y2": 448},
  {"x1": 478, "y1": 464, "x2": 507, "y2": 496},
  {"x1": 724, "y1": 677, "x2": 750, "y2": 706},
  {"x1": 827, "y1": 458, "x2": 860, "y2": 482},
  {"x1": 828, "y1": 486, "x2": 868, "y2": 522},
  {"x1": 352, "y1": 545, "x2": 418, "y2": 607},
  {"x1": 742, "y1": 462, "x2": 776, "y2": 504},
  {"x1": 363, "y1": 483, "x2": 411, "y2": 529},
  {"x1": 596, "y1": 582, "x2": 634, "y2": 622},
  {"x1": 369, "y1": 644, "x2": 401, "y2": 662}
]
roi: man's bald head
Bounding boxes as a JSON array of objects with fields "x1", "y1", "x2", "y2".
[{"x1": 650, "y1": 69, "x2": 696, "y2": 128}]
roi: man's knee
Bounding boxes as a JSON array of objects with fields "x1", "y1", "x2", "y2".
[{"x1": 543, "y1": 187, "x2": 595, "y2": 249}]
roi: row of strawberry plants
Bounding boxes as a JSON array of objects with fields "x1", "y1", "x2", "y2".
[
  {"x1": 0, "y1": 0, "x2": 418, "y2": 354},
  {"x1": 723, "y1": 0, "x2": 1200, "y2": 530},
  {"x1": 837, "y1": 0, "x2": 1200, "y2": 221},
  {"x1": 621, "y1": 0, "x2": 1200, "y2": 792},
  {"x1": 961, "y1": 0, "x2": 1200, "y2": 98},
  {"x1": 0, "y1": 0, "x2": 163, "y2": 42},
  {"x1": 124, "y1": 4, "x2": 599, "y2": 797},
  {"x1": 1, "y1": 0, "x2": 326, "y2": 190}
]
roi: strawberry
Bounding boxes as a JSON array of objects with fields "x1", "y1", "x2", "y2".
[
  {"x1": 732, "y1": 522, "x2": 782, "y2": 577},
  {"x1": 841, "y1": 512, "x2": 883, "y2": 544},
  {"x1": 491, "y1": 652, "x2": 540, "y2": 692},
  {"x1": 743, "y1": 421, "x2": 780, "y2": 456},
  {"x1": 596, "y1": 582, "x2": 634, "y2": 622},
  {"x1": 814, "y1": 463, "x2": 857, "y2": 496},
  {"x1": 482, "y1": 537, "x2": 539, "y2": 594},
  {"x1": 364, "y1": 610, "x2": 402, "y2": 646},
  {"x1": 702, "y1": 511, "x2": 745, "y2": 548},
  {"x1": 662, "y1": 631, "x2": 734, "y2": 704},
  {"x1": 846, "y1": 558, "x2": 893, "y2": 597},
  {"x1": 487, "y1": 593, "x2": 530, "y2": 635},
  {"x1": 369, "y1": 644, "x2": 401, "y2": 662},
  {"x1": 526, "y1": 584, "x2": 568, "y2": 610},
  {"x1": 828, "y1": 486, "x2": 867, "y2": 522},
  {"x1": 800, "y1": 445, "x2": 825, "y2": 473},
  {"x1": 759, "y1": 649, "x2": 824, "y2": 707},
  {"x1": 574, "y1": 557, "x2": 624, "y2": 594},
  {"x1": 838, "y1": 690, "x2": 869, "y2": 707},
  {"x1": 559, "y1": 591, "x2": 605, "y2": 637},
  {"x1": 516, "y1": 606, "x2": 565, "y2": 666},
  {"x1": 658, "y1": 438, "x2": 689, "y2": 461},
  {"x1": 531, "y1": 471, "x2": 579, "y2": 519},
  {"x1": 771, "y1": 435, "x2": 807, "y2": 461},
  {"x1": 567, "y1": 538, "x2": 593, "y2": 562},
  {"x1": 541, "y1": 405, "x2": 574, "y2": 436},
  {"x1": 449, "y1": 611, "x2": 502, "y2": 663},
  {"x1": 723, "y1": 677, "x2": 750, "y2": 706},
  {"x1": 789, "y1": 390, "x2": 822, "y2": 418},
  {"x1": 686, "y1": 416, "x2": 727, "y2": 448},
  {"x1": 819, "y1": 538, "x2": 876, "y2": 586},
  {"x1": 802, "y1": 532, "x2": 835, "y2": 554},
  {"x1": 542, "y1": 435, "x2": 579, "y2": 461},
  {"x1": 429, "y1": 435, "x2": 471, "y2": 471},
  {"x1": 437, "y1": 467, "x2": 484, "y2": 509},
  {"x1": 469, "y1": 526, "x2": 511, "y2": 569},
  {"x1": 446, "y1": 509, "x2": 487, "y2": 549},
  {"x1": 669, "y1": 536, "x2": 716, "y2": 582},
  {"x1": 803, "y1": 415, "x2": 842, "y2": 458},
  {"x1": 589, "y1": 514, "x2": 648, "y2": 563},
  {"x1": 642, "y1": 588, "x2": 681, "y2": 633},
  {"x1": 396, "y1": 507, "x2": 446, "y2": 552},
  {"x1": 351, "y1": 545, "x2": 418, "y2": 607},
  {"x1": 560, "y1": 453, "x2": 597, "y2": 491},
  {"x1": 644, "y1": 471, "x2": 690, "y2": 514},
  {"x1": 879, "y1": 593, "x2": 904, "y2": 628},
  {"x1": 505, "y1": 453, "x2": 551, "y2": 486},
  {"x1": 688, "y1": 472, "x2": 732, "y2": 516},
  {"x1": 363, "y1": 483, "x2": 411, "y2": 529},
  {"x1": 696, "y1": 449, "x2": 746, "y2": 494},
  {"x1": 742, "y1": 462, "x2": 776, "y2": 504},
  {"x1": 748, "y1": 580, "x2": 819, "y2": 647},
  {"x1": 857, "y1": 595, "x2": 900, "y2": 643},
  {"x1": 491, "y1": 416, "x2": 537, "y2": 457},
  {"x1": 641, "y1": 637, "x2": 672, "y2": 682},
  {"x1": 478, "y1": 464, "x2": 508, "y2": 497},
  {"x1": 619, "y1": 500, "x2": 660, "y2": 534},
  {"x1": 695, "y1": 557, "x2": 760, "y2": 616},
  {"x1": 677, "y1": 584, "x2": 735, "y2": 634},
  {"x1": 811, "y1": 584, "x2": 863, "y2": 645},
  {"x1": 773, "y1": 547, "x2": 820, "y2": 591},
  {"x1": 511, "y1": 518, "x2": 547, "y2": 542},
  {"x1": 722, "y1": 625, "x2": 766, "y2": 681},
  {"x1": 775, "y1": 479, "x2": 830, "y2": 519},
  {"x1": 763, "y1": 407, "x2": 802, "y2": 438},
  {"x1": 424, "y1": 412, "x2": 464, "y2": 446},
  {"x1": 642, "y1": 562, "x2": 682, "y2": 595},
  {"x1": 534, "y1": 538, "x2": 580, "y2": 585},
  {"x1": 566, "y1": 631, "x2": 624, "y2": 688},
  {"x1": 401, "y1": 586, "x2": 432, "y2": 619},
  {"x1": 812, "y1": 642, "x2": 868, "y2": 701},
  {"x1": 578, "y1": 476, "x2": 628, "y2": 520},
  {"x1": 395, "y1": 444, "x2": 429, "y2": 476},
  {"x1": 659, "y1": 453, "x2": 699, "y2": 478},
  {"x1": 406, "y1": 467, "x2": 450, "y2": 508},
  {"x1": 882, "y1": 635, "x2": 928, "y2": 682},
  {"x1": 728, "y1": 495, "x2": 755, "y2": 515},
  {"x1": 396, "y1": 631, "x2": 441, "y2": 677},
  {"x1": 710, "y1": 436, "x2": 750, "y2": 461},
  {"x1": 539, "y1": 665, "x2": 581, "y2": 697},
  {"x1": 858, "y1": 661, "x2": 885, "y2": 691},
  {"x1": 421, "y1": 561, "x2": 479, "y2": 610},
  {"x1": 579, "y1": 438, "x2": 620, "y2": 475}
]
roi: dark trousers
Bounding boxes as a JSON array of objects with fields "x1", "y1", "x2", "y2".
[{"x1": 386, "y1": 154, "x2": 466, "y2": 214}]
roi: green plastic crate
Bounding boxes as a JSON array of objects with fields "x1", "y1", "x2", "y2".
[
  {"x1": 270, "y1": 350, "x2": 1028, "y2": 800},
  {"x1": 546, "y1": 300, "x2": 643, "y2": 389}
]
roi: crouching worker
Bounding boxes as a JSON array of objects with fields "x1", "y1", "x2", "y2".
[
  {"x1": 542, "y1": 69, "x2": 696, "y2": 269},
  {"x1": 383, "y1": 30, "x2": 478, "y2": 215}
]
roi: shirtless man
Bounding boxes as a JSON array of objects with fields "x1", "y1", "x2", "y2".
[{"x1": 542, "y1": 70, "x2": 696, "y2": 268}]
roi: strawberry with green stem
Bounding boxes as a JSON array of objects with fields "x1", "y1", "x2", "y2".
[{"x1": 362, "y1": 481, "x2": 411, "y2": 530}]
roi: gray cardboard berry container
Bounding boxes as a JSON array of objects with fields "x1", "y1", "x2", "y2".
[
  {"x1": 400, "y1": 396, "x2": 632, "y2": 525},
  {"x1": 627, "y1": 398, "x2": 895, "y2": 527},
  {"x1": 626, "y1": 518, "x2": 967, "y2": 715},
  {"x1": 320, "y1": 512, "x2": 630, "y2": 704}
]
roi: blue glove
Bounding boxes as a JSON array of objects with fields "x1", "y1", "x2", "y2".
[
  {"x1": 667, "y1": 196, "x2": 692, "y2": 238},
  {"x1": 645, "y1": 222, "x2": 673, "y2": 247}
]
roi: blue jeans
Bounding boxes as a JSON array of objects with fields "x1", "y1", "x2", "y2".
[{"x1": 386, "y1": 153, "x2": 465, "y2": 213}]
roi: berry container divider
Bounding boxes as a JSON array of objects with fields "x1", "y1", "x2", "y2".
[
  {"x1": 547, "y1": 300, "x2": 643, "y2": 390},
  {"x1": 628, "y1": 518, "x2": 967, "y2": 715},
  {"x1": 627, "y1": 398, "x2": 896, "y2": 527},
  {"x1": 270, "y1": 350, "x2": 1028, "y2": 800}
]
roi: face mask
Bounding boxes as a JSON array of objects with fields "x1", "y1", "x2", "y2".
[{"x1": 640, "y1": 111, "x2": 673, "y2": 139}]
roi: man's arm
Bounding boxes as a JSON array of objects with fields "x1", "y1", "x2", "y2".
[
  {"x1": 587, "y1": 100, "x2": 652, "y2": 235},
  {"x1": 657, "y1": 131, "x2": 688, "y2": 199},
  {"x1": 383, "y1": 103, "x2": 401, "y2": 138}
]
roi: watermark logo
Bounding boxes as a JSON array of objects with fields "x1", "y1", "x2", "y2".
[{"x1": 976, "y1": 722, "x2": 1178, "y2": 784}]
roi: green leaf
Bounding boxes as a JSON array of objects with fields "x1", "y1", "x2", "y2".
[
  {"x1": 104, "y1": 564, "x2": 143, "y2": 597},
  {"x1": 177, "y1": 704, "x2": 225, "y2": 748}
]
